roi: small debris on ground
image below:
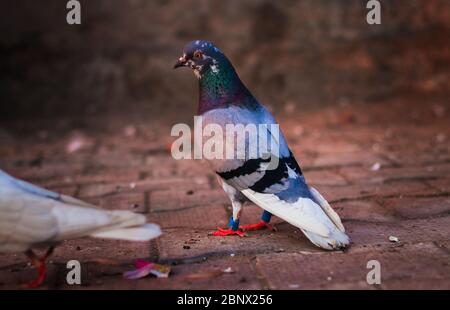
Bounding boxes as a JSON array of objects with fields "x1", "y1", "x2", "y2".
[
  {"x1": 436, "y1": 133, "x2": 446, "y2": 143},
  {"x1": 389, "y1": 235, "x2": 400, "y2": 243},
  {"x1": 66, "y1": 133, "x2": 94, "y2": 153},
  {"x1": 124, "y1": 260, "x2": 171, "y2": 280},
  {"x1": 223, "y1": 267, "x2": 234, "y2": 273},
  {"x1": 123, "y1": 125, "x2": 137, "y2": 137},
  {"x1": 371, "y1": 162, "x2": 381, "y2": 171}
]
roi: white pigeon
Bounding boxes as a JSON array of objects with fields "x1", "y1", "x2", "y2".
[{"x1": 0, "y1": 169, "x2": 161, "y2": 287}]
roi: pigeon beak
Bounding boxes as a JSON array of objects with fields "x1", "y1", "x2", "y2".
[{"x1": 174, "y1": 56, "x2": 187, "y2": 69}]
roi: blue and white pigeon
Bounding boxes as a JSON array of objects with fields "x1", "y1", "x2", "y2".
[
  {"x1": 0, "y1": 169, "x2": 162, "y2": 287},
  {"x1": 174, "y1": 40, "x2": 349, "y2": 250}
]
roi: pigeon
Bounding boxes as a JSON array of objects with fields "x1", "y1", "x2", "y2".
[
  {"x1": 174, "y1": 40, "x2": 350, "y2": 250},
  {"x1": 0, "y1": 169, "x2": 162, "y2": 287}
]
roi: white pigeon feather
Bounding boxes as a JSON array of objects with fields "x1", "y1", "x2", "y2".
[
  {"x1": 241, "y1": 188, "x2": 349, "y2": 250},
  {"x1": 0, "y1": 170, "x2": 161, "y2": 253},
  {"x1": 309, "y1": 186, "x2": 345, "y2": 233}
]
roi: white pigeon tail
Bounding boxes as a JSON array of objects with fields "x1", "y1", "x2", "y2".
[
  {"x1": 241, "y1": 187, "x2": 349, "y2": 250},
  {"x1": 0, "y1": 169, "x2": 161, "y2": 287}
]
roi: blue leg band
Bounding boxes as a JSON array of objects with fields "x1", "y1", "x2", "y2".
[
  {"x1": 228, "y1": 217, "x2": 240, "y2": 231},
  {"x1": 261, "y1": 211, "x2": 272, "y2": 223}
]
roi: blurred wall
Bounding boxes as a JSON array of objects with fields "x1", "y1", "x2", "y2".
[{"x1": 1, "y1": 0, "x2": 449, "y2": 120}]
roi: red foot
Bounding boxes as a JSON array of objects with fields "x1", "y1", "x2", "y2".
[
  {"x1": 240, "y1": 221, "x2": 275, "y2": 232},
  {"x1": 23, "y1": 247, "x2": 54, "y2": 289},
  {"x1": 212, "y1": 227, "x2": 245, "y2": 237},
  {"x1": 25, "y1": 261, "x2": 46, "y2": 289}
]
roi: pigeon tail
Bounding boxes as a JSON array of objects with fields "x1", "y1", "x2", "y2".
[
  {"x1": 300, "y1": 227, "x2": 349, "y2": 250},
  {"x1": 302, "y1": 186, "x2": 349, "y2": 250},
  {"x1": 241, "y1": 188, "x2": 350, "y2": 251},
  {"x1": 51, "y1": 207, "x2": 160, "y2": 242},
  {"x1": 91, "y1": 223, "x2": 162, "y2": 242}
]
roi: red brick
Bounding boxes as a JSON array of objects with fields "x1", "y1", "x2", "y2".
[
  {"x1": 134, "y1": 178, "x2": 211, "y2": 192},
  {"x1": 383, "y1": 196, "x2": 450, "y2": 219},
  {"x1": 304, "y1": 170, "x2": 348, "y2": 186},
  {"x1": 89, "y1": 192, "x2": 147, "y2": 213},
  {"x1": 78, "y1": 177, "x2": 210, "y2": 198},
  {"x1": 50, "y1": 238, "x2": 153, "y2": 264},
  {"x1": 309, "y1": 151, "x2": 390, "y2": 169},
  {"x1": 4, "y1": 162, "x2": 85, "y2": 183},
  {"x1": 346, "y1": 215, "x2": 450, "y2": 249},
  {"x1": 289, "y1": 135, "x2": 362, "y2": 154},
  {"x1": 337, "y1": 166, "x2": 382, "y2": 184},
  {"x1": 333, "y1": 200, "x2": 396, "y2": 223},
  {"x1": 383, "y1": 148, "x2": 450, "y2": 166},
  {"x1": 148, "y1": 205, "x2": 228, "y2": 229},
  {"x1": 144, "y1": 156, "x2": 210, "y2": 179},
  {"x1": 53, "y1": 185, "x2": 78, "y2": 197},
  {"x1": 317, "y1": 180, "x2": 434, "y2": 203},
  {"x1": 78, "y1": 183, "x2": 124, "y2": 198},
  {"x1": 150, "y1": 189, "x2": 228, "y2": 212},
  {"x1": 435, "y1": 240, "x2": 450, "y2": 252},
  {"x1": 134, "y1": 257, "x2": 262, "y2": 290},
  {"x1": 0, "y1": 238, "x2": 155, "y2": 289},
  {"x1": 426, "y1": 178, "x2": 450, "y2": 194},
  {"x1": 57, "y1": 256, "x2": 262, "y2": 290},
  {"x1": 66, "y1": 169, "x2": 141, "y2": 186},
  {"x1": 256, "y1": 242, "x2": 450, "y2": 289},
  {"x1": 339, "y1": 164, "x2": 450, "y2": 185},
  {"x1": 91, "y1": 152, "x2": 143, "y2": 168},
  {"x1": 157, "y1": 226, "x2": 322, "y2": 261}
]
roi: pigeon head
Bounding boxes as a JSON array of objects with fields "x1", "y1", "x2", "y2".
[
  {"x1": 174, "y1": 40, "x2": 255, "y2": 114},
  {"x1": 174, "y1": 40, "x2": 228, "y2": 78}
]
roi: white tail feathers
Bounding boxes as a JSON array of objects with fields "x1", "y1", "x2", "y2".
[
  {"x1": 306, "y1": 187, "x2": 349, "y2": 250},
  {"x1": 91, "y1": 223, "x2": 162, "y2": 241},
  {"x1": 51, "y1": 206, "x2": 162, "y2": 242},
  {"x1": 59, "y1": 194, "x2": 97, "y2": 208},
  {"x1": 309, "y1": 187, "x2": 345, "y2": 233},
  {"x1": 301, "y1": 227, "x2": 349, "y2": 250},
  {"x1": 241, "y1": 188, "x2": 350, "y2": 250}
]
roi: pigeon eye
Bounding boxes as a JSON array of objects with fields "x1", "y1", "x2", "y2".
[{"x1": 193, "y1": 51, "x2": 203, "y2": 59}]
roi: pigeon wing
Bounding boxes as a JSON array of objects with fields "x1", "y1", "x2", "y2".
[{"x1": 203, "y1": 106, "x2": 348, "y2": 248}]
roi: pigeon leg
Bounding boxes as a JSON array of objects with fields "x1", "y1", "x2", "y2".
[
  {"x1": 212, "y1": 179, "x2": 246, "y2": 237},
  {"x1": 240, "y1": 211, "x2": 276, "y2": 231},
  {"x1": 24, "y1": 246, "x2": 55, "y2": 288},
  {"x1": 212, "y1": 222, "x2": 245, "y2": 237},
  {"x1": 212, "y1": 209, "x2": 245, "y2": 237}
]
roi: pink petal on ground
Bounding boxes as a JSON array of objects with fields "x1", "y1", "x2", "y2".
[
  {"x1": 123, "y1": 265, "x2": 153, "y2": 280},
  {"x1": 135, "y1": 259, "x2": 154, "y2": 269}
]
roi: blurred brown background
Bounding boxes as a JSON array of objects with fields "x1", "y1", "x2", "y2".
[{"x1": 0, "y1": 0, "x2": 449, "y2": 121}]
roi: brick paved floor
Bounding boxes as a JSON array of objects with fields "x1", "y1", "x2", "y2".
[{"x1": 0, "y1": 97, "x2": 449, "y2": 289}]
